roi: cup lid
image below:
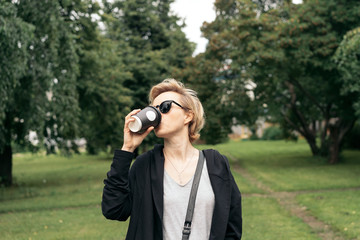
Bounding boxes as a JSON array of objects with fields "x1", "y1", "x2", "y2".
[{"x1": 129, "y1": 116, "x2": 142, "y2": 132}]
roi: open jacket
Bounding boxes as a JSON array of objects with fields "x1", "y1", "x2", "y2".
[{"x1": 102, "y1": 144, "x2": 242, "y2": 240}]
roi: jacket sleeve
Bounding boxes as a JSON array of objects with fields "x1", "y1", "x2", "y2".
[
  {"x1": 101, "y1": 150, "x2": 134, "y2": 221},
  {"x1": 225, "y1": 162, "x2": 243, "y2": 239}
]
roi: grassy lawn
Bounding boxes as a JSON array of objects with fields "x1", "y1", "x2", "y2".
[
  {"x1": 0, "y1": 153, "x2": 109, "y2": 212},
  {"x1": 297, "y1": 190, "x2": 360, "y2": 240},
  {"x1": 202, "y1": 140, "x2": 360, "y2": 191},
  {"x1": 231, "y1": 170, "x2": 264, "y2": 194},
  {"x1": 243, "y1": 196, "x2": 320, "y2": 240},
  {"x1": 1, "y1": 140, "x2": 359, "y2": 239},
  {"x1": 0, "y1": 206, "x2": 128, "y2": 240},
  {"x1": 0, "y1": 152, "x2": 130, "y2": 239}
]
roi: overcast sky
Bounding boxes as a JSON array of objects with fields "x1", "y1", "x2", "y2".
[{"x1": 171, "y1": 0, "x2": 303, "y2": 56}]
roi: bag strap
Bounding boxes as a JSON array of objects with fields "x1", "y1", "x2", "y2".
[{"x1": 182, "y1": 150, "x2": 205, "y2": 240}]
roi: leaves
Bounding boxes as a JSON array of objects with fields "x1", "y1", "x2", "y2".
[
  {"x1": 183, "y1": 0, "x2": 360, "y2": 161},
  {"x1": 334, "y1": 27, "x2": 360, "y2": 116}
]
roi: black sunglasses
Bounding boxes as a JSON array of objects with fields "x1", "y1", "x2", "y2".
[{"x1": 155, "y1": 100, "x2": 185, "y2": 114}]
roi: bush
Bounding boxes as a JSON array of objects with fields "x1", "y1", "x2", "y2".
[
  {"x1": 262, "y1": 126, "x2": 284, "y2": 140},
  {"x1": 201, "y1": 118, "x2": 230, "y2": 145},
  {"x1": 249, "y1": 133, "x2": 259, "y2": 140}
]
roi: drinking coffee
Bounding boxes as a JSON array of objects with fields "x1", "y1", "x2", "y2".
[{"x1": 129, "y1": 106, "x2": 162, "y2": 133}]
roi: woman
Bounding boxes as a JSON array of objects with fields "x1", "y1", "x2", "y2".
[{"x1": 102, "y1": 79, "x2": 242, "y2": 239}]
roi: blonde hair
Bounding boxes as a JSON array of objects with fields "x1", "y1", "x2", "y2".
[{"x1": 149, "y1": 78, "x2": 205, "y2": 142}]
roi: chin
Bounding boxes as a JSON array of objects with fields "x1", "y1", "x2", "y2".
[
  {"x1": 154, "y1": 128, "x2": 163, "y2": 138},
  {"x1": 154, "y1": 127, "x2": 171, "y2": 140}
]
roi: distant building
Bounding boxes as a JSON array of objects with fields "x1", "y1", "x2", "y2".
[{"x1": 230, "y1": 118, "x2": 274, "y2": 140}]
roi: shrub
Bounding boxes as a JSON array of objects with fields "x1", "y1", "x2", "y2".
[
  {"x1": 249, "y1": 133, "x2": 259, "y2": 140},
  {"x1": 262, "y1": 126, "x2": 284, "y2": 140}
]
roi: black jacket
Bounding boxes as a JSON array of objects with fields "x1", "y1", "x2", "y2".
[{"x1": 102, "y1": 144, "x2": 242, "y2": 239}]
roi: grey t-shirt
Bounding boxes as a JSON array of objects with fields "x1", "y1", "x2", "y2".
[{"x1": 163, "y1": 160, "x2": 215, "y2": 240}]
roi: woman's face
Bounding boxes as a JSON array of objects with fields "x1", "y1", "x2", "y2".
[{"x1": 152, "y1": 91, "x2": 191, "y2": 140}]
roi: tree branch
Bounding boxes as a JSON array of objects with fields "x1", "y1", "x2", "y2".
[
  {"x1": 338, "y1": 119, "x2": 356, "y2": 144},
  {"x1": 281, "y1": 111, "x2": 306, "y2": 136},
  {"x1": 284, "y1": 81, "x2": 316, "y2": 140},
  {"x1": 289, "y1": 78, "x2": 325, "y2": 115},
  {"x1": 320, "y1": 103, "x2": 332, "y2": 145}
]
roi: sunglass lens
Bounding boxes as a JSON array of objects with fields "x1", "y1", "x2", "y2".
[{"x1": 160, "y1": 101, "x2": 171, "y2": 113}]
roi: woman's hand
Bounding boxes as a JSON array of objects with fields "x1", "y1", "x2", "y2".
[{"x1": 121, "y1": 109, "x2": 154, "y2": 152}]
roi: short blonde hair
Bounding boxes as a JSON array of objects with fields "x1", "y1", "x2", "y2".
[{"x1": 149, "y1": 78, "x2": 205, "y2": 142}]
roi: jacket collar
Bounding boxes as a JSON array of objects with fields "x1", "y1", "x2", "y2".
[{"x1": 150, "y1": 144, "x2": 165, "y2": 221}]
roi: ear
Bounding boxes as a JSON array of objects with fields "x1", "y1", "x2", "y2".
[{"x1": 184, "y1": 111, "x2": 194, "y2": 125}]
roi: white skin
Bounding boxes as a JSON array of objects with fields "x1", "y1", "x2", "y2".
[{"x1": 122, "y1": 91, "x2": 199, "y2": 185}]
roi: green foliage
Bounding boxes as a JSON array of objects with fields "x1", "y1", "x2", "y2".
[
  {"x1": 179, "y1": 53, "x2": 231, "y2": 144},
  {"x1": 334, "y1": 27, "x2": 360, "y2": 117},
  {"x1": 1, "y1": 0, "x2": 194, "y2": 185},
  {"x1": 262, "y1": 126, "x2": 284, "y2": 140},
  {"x1": 249, "y1": 133, "x2": 259, "y2": 140},
  {"x1": 103, "y1": 0, "x2": 193, "y2": 149},
  {"x1": 105, "y1": 0, "x2": 193, "y2": 106},
  {"x1": 0, "y1": 1, "x2": 34, "y2": 149},
  {"x1": 193, "y1": 0, "x2": 360, "y2": 162},
  {"x1": 13, "y1": 0, "x2": 80, "y2": 152},
  {"x1": 61, "y1": 0, "x2": 133, "y2": 154},
  {"x1": 201, "y1": 112, "x2": 230, "y2": 145}
]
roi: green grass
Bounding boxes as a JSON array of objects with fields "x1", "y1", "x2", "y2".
[
  {"x1": 201, "y1": 140, "x2": 360, "y2": 191},
  {"x1": 0, "y1": 152, "x2": 130, "y2": 239},
  {"x1": 1, "y1": 140, "x2": 359, "y2": 239},
  {"x1": 243, "y1": 197, "x2": 320, "y2": 240},
  {"x1": 0, "y1": 206, "x2": 128, "y2": 240},
  {"x1": 297, "y1": 190, "x2": 360, "y2": 240},
  {"x1": 0, "y1": 152, "x2": 109, "y2": 213},
  {"x1": 231, "y1": 170, "x2": 265, "y2": 194}
]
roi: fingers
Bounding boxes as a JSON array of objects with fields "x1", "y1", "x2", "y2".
[
  {"x1": 124, "y1": 109, "x2": 141, "y2": 129},
  {"x1": 125, "y1": 109, "x2": 141, "y2": 121},
  {"x1": 142, "y1": 126, "x2": 154, "y2": 136}
]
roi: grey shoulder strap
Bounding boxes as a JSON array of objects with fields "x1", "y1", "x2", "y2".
[{"x1": 182, "y1": 150, "x2": 205, "y2": 240}]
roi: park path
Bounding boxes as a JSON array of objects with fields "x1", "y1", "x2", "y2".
[{"x1": 228, "y1": 154, "x2": 355, "y2": 240}]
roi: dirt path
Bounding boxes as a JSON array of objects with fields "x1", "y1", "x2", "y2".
[{"x1": 229, "y1": 156, "x2": 353, "y2": 240}]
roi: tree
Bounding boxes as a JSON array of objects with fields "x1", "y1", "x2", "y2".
[
  {"x1": 0, "y1": 0, "x2": 79, "y2": 186},
  {"x1": 265, "y1": 0, "x2": 360, "y2": 163},
  {"x1": 16, "y1": 0, "x2": 80, "y2": 154},
  {"x1": 104, "y1": 0, "x2": 193, "y2": 150},
  {"x1": 196, "y1": 0, "x2": 360, "y2": 163},
  {"x1": 180, "y1": 53, "x2": 231, "y2": 144},
  {"x1": 58, "y1": 0, "x2": 133, "y2": 154},
  {"x1": 180, "y1": 0, "x2": 274, "y2": 144},
  {"x1": 0, "y1": 1, "x2": 34, "y2": 186}
]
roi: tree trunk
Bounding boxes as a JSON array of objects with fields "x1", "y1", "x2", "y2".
[
  {"x1": 284, "y1": 81, "x2": 320, "y2": 156},
  {"x1": 328, "y1": 127, "x2": 340, "y2": 164},
  {"x1": 0, "y1": 113, "x2": 13, "y2": 186},
  {"x1": 305, "y1": 136, "x2": 320, "y2": 156},
  {"x1": 0, "y1": 144, "x2": 12, "y2": 187},
  {"x1": 328, "y1": 118, "x2": 356, "y2": 164},
  {"x1": 320, "y1": 104, "x2": 332, "y2": 157}
]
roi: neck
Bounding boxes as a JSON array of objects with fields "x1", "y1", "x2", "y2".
[{"x1": 163, "y1": 136, "x2": 196, "y2": 163}]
